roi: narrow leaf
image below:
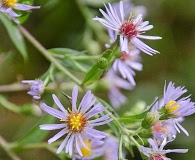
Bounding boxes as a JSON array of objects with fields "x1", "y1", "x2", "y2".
[
  {"x1": 48, "y1": 48, "x2": 84, "y2": 56},
  {"x1": 0, "y1": 14, "x2": 28, "y2": 61},
  {"x1": 120, "y1": 110, "x2": 148, "y2": 123},
  {"x1": 18, "y1": 113, "x2": 55, "y2": 145}
]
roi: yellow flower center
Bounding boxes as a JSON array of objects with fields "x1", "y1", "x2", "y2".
[
  {"x1": 80, "y1": 140, "x2": 92, "y2": 157},
  {"x1": 2, "y1": 0, "x2": 17, "y2": 8},
  {"x1": 67, "y1": 113, "x2": 86, "y2": 132},
  {"x1": 165, "y1": 100, "x2": 180, "y2": 113}
]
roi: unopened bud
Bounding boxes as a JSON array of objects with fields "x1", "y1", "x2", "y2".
[
  {"x1": 97, "y1": 57, "x2": 108, "y2": 70},
  {"x1": 141, "y1": 111, "x2": 160, "y2": 129}
]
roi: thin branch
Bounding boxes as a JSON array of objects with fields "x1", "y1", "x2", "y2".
[
  {"x1": 18, "y1": 26, "x2": 81, "y2": 86},
  {"x1": 0, "y1": 136, "x2": 22, "y2": 160}
]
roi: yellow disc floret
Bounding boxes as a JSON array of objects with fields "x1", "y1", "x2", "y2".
[
  {"x1": 67, "y1": 113, "x2": 87, "y2": 132},
  {"x1": 165, "y1": 100, "x2": 180, "y2": 113},
  {"x1": 80, "y1": 140, "x2": 92, "y2": 157},
  {"x1": 2, "y1": 0, "x2": 17, "y2": 8}
]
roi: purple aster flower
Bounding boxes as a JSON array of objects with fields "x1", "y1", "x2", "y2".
[
  {"x1": 140, "y1": 137, "x2": 188, "y2": 160},
  {"x1": 158, "y1": 82, "x2": 195, "y2": 136},
  {"x1": 39, "y1": 86, "x2": 112, "y2": 156},
  {"x1": 103, "y1": 69, "x2": 133, "y2": 108},
  {"x1": 105, "y1": 0, "x2": 147, "y2": 47},
  {"x1": 93, "y1": 1, "x2": 161, "y2": 55},
  {"x1": 103, "y1": 137, "x2": 119, "y2": 160},
  {"x1": 22, "y1": 79, "x2": 44, "y2": 99},
  {"x1": 72, "y1": 138, "x2": 105, "y2": 160},
  {"x1": 112, "y1": 48, "x2": 142, "y2": 86},
  {"x1": 152, "y1": 119, "x2": 177, "y2": 142},
  {"x1": 0, "y1": 0, "x2": 40, "y2": 24}
]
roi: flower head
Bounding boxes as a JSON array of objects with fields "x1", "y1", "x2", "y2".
[
  {"x1": 103, "y1": 69, "x2": 133, "y2": 108},
  {"x1": 152, "y1": 119, "x2": 177, "y2": 142},
  {"x1": 141, "y1": 137, "x2": 188, "y2": 160},
  {"x1": 93, "y1": 1, "x2": 161, "y2": 55},
  {"x1": 103, "y1": 137, "x2": 119, "y2": 160},
  {"x1": 39, "y1": 86, "x2": 111, "y2": 156},
  {"x1": 156, "y1": 82, "x2": 195, "y2": 136},
  {"x1": 162, "y1": 82, "x2": 195, "y2": 117},
  {"x1": 112, "y1": 48, "x2": 142, "y2": 85},
  {"x1": 22, "y1": 79, "x2": 44, "y2": 99},
  {"x1": 72, "y1": 139, "x2": 105, "y2": 160},
  {"x1": 105, "y1": 0, "x2": 147, "y2": 47},
  {"x1": 0, "y1": 0, "x2": 40, "y2": 23}
]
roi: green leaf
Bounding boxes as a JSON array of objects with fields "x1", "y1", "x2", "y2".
[
  {"x1": 48, "y1": 48, "x2": 85, "y2": 57},
  {"x1": 0, "y1": 14, "x2": 28, "y2": 61},
  {"x1": 18, "y1": 113, "x2": 55, "y2": 145},
  {"x1": 81, "y1": 64, "x2": 103, "y2": 85},
  {"x1": 120, "y1": 110, "x2": 149, "y2": 123},
  {"x1": 49, "y1": 48, "x2": 92, "y2": 73}
]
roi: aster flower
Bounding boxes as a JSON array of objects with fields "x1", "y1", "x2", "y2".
[
  {"x1": 157, "y1": 82, "x2": 195, "y2": 136},
  {"x1": 22, "y1": 79, "x2": 44, "y2": 99},
  {"x1": 103, "y1": 137, "x2": 119, "y2": 160},
  {"x1": 140, "y1": 137, "x2": 188, "y2": 160},
  {"x1": 0, "y1": 0, "x2": 40, "y2": 24},
  {"x1": 103, "y1": 69, "x2": 133, "y2": 108},
  {"x1": 152, "y1": 119, "x2": 177, "y2": 142},
  {"x1": 72, "y1": 139, "x2": 105, "y2": 160},
  {"x1": 105, "y1": 0, "x2": 147, "y2": 47},
  {"x1": 93, "y1": 1, "x2": 161, "y2": 55},
  {"x1": 112, "y1": 48, "x2": 142, "y2": 85},
  {"x1": 39, "y1": 86, "x2": 111, "y2": 156}
]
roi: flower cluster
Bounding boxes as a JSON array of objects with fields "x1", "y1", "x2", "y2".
[
  {"x1": 93, "y1": 1, "x2": 162, "y2": 108},
  {"x1": 14, "y1": 0, "x2": 194, "y2": 160},
  {"x1": 93, "y1": 1, "x2": 161, "y2": 55},
  {"x1": 140, "y1": 81, "x2": 195, "y2": 159}
]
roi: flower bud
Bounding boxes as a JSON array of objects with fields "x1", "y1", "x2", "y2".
[
  {"x1": 97, "y1": 57, "x2": 108, "y2": 70},
  {"x1": 141, "y1": 111, "x2": 160, "y2": 129}
]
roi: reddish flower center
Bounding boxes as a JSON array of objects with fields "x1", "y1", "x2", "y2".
[
  {"x1": 153, "y1": 122, "x2": 166, "y2": 133},
  {"x1": 120, "y1": 21, "x2": 138, "y2": 39},
  {"x1": 149, "y1": 154, "x2": 165, "y2": 160},
  {"x1": 120, "y1": 52, "x2": 130, "y2": 61}
]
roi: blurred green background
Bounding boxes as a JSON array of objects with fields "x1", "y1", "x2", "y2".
[{"x1": 0, "y1": 0, "x2": 195, "y2": 159}]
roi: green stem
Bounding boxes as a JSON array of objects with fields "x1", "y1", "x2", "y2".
[
  {"x1": 0, "y1": 136, "x2": 22, "y2": 160},
  {"x1": 129, "y1": 136, "x2": 141, "y2": 149},
  {"x1": 69, "y1": 58, "x2": 88, "y2": 73},
  {"x1": 132, "y1": 127, "x2": 144, "y2": 135},
  {"x1": 0, "y1": 95, "x2": 21, "y2": 113},
  {"x1": 119, "y1": 133, "x2": 124, "y2": 160},
  {"x1": 105, "y1": 109, "x2": 134, "y2": 137},
  {"x1": 53, "y1": 54, "x2": 101, "y2": 60},
  {"x1": 0, "y1": 83, "x2": 27, "y2": 92},
  {"x1": 69, "y1": 55, "x2": 101, "y2": 60},
  {"x1": 18, "y1": 26, "x2": 81, "y2": 86}
]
